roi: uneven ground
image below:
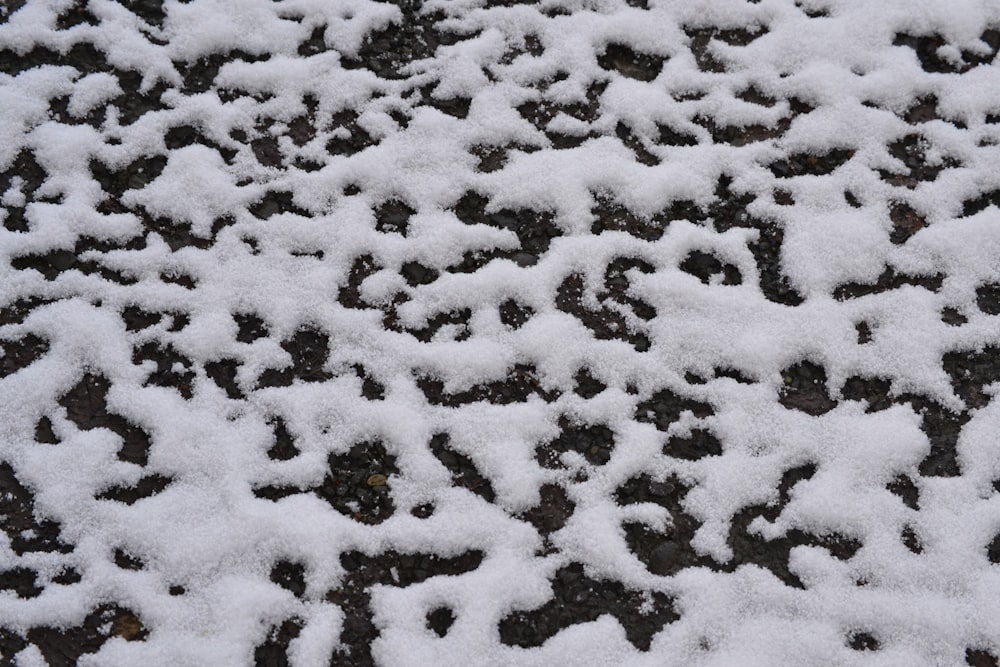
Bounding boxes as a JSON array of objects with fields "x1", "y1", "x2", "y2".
[{"x1": 2, "y1": 0, "x2": 1000, "y2": 665}]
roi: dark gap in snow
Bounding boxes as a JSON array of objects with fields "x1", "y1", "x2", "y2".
[
  {"x1": 160, "y1": 271, "x2": 197, "y2": 289},
  {"x1": 779, "y1": 360, "x2": 836, "y2": 416},
  {"x1": 173, "y1": 51, "x2": 268, "y2": 95},
  {"x1": 706, "y1": 183, "x2": 803, "y2": 305},
  {"x1": 353, "y1": 364, "x2": 385, "y2": 400},
  {"x1": 604, "y1": 257, "x2": 657, "y2": 320},
  {"x1": 654, "y1": 122, "x2": 699, "y2": 147},
  {"x1": 426, "y1": 607, "x2": 455, "y2": 637},
  {"x1": 574, "y1": 368, "x2": 606, "y2": 398},
  {"x1": 714, "y1": 367, "x2": 754, "y2": 384},
  {"x1": 694, "y1": 114, "x2": 792, "y2": 146},
  {"x1": 95, "y1": 475, "x2": 173, "y2": 505},
  {"x1": 976, "y1": 283, "x2": 1000, "y2": 315},
  {"x1": 34, "y1": 416, "x2": 59, "y2": 444},
  {"x1": 256, "y1": 327, "x2": 333, "y2": 387},
  {"x1": 117, "y1": 0, "x2": 167, "y2": 28},
  {"x1": 663, "y1": 428, "x2": 722, "y2": 460},
  {"x1": 113, "y1": 71, "x2": 170, "y2": 126},
  {"x1": 894, "y1": 394, "x2": 965, "y2": 477},
  {"x1": 411, "y1": 503, "x2": 435, "y2": 519},
  {"x1": 893, "y1": 31, "x2": 1000, "y2": 74},
  {"x1": 113, "y1": 548, "x2": 144, "y2": 571},
  {"x1": 340, "y1": 7, "x2": 468, "y2": 80},
  {"x1": 405, "y1": 307, "x2": 471, "y2": 342},
  {"x1": 941, "y1": 306, "x2": 968, "y2": 326},
  {"x1": 498, "y1": 561, "x2": 678, "y2": 651},
  {"x1": 499, "y1": 299, "x2": 534, "y2": 329},
  {"x1": 615, "y1": 122, "x2": 660, "y2": 166},
  {"x1": 773, "y1": 189, "x2": 794, "y2": 205},
  {"x1": 961, "y1": 189, "x2": 1000, "y2": 217},
  {"x1": 709, "y1": 175, "x2": 755, "y2": 231},
  {"x1": 132, "y1": 342, "x2": 196, "y2": 400},
  {"x1": 769, "y1": 148, "x2": 854, "y2": 177},
  {"x1": 0, "y1": 42, "x2": 108, "y2": 76},
  {"x1": 429, "y1": 433, "x2": 496, "y2": 502},
  {"x1": 0, "y1": 567, "x2": 41, "y2": 598},
  {"x1": 374, "y1": 199, "x2": 415, "y2": 235},
  {"x1": 122, "y1": 306, "x2": 162, "y2": 331},
  {"x1": 27, "y1": 604, "x2": 147, "y2": 665},
  {"x1": 298, "y1": 25, "x2": 330, "y2": 57},
  {"x1": 1, "y1": 150, "x2": 45, "y2": 232},
  {"x1": 169, "y1": 312, "x2": 189, "y2": 332},
  {"x1": 840, "y1": 376, "x2": 893, "y2": 412},
  {"x1": 205, "y1": 358, "x2": 244, "y2": 399},
  {"x1": 249, "y1": 191, "x2": 310, "y2": 219},
  {"x1": 253, "y1": 618, "x2": 303, "y2": 667},
  {"x1": 516, "y1": 82, "x2": 606, "y2": 148},
  {"x1": 164, "y1": 124, "x2": 237, "y2": 163},
  {"x1": 833, "y1": 267, "x2": 943, "y2": 300},
  {"x1": 679, "y1": 250, "x2": 742, "y2": 285},
  {"x1": 879, "y1": 134, "x2": 960, "y2": 188},
  {"x1": 617, "y1": 474, "x2": 706, "y2": 577},
  {"x1": 324, "y1": 110, "x2": 377, "y2": 156},
  {"x1": 256, "y1": 441, "x2": 398, "y2": 524},
  {"x1": 556, "y1": 273, "x2": 651, "y2": 351},
  {"x1": 416, "y1": 364, "x2": 559, "y2": 406},
  {"x1": 266, "y1": 417, "x2": 300, "y2": 461},
  {"x1": 847, "y1": 631, "x2": 880, "y2": 651},
  {"x1": 597, "y1": 43, "x2": 666, "y2": 82},
  {"x1": 889, "y1": 201, "x2": 927, "y2": 244},
  {"x1": 537, "y1": 417, "x2": 616, "y2": 468},
  {"x1": 901, "y1": 525, "x2": 923, "y2": 554},
  {"x1": 0, "y1": 333, "x2": 48, "y2": 379},
  {"x1": 55, "y1": 3, "x2": 98, "y2": 30},
  {"x1": 234, "y1": 312, "x2": 269, "y2": 343},
  {"x1": 591, "y1": 196, "x2": 670, "y2": 241},
  {"x1": 903, "y1": 95, "x2": 942, "y2": 124},
  {"x1": 470, "y1": 142, "x2": 538, "y2": 173},
  {"x1": 737, "y1": 86, "x2": 777, "y2": 106},
  {"x1": 270, "y1": 560, "x2": 307, "y2": 598},
  {"x1": 59, "y1": 373, "x2": 153, "y2": 465},
  {"x1": 453, "y1": 191, "x2": 561, "y2": 266},
  {"x1": 11, "y1": 240, "x2": 140, "y2": 284},
  {"x1": 140, "y1": 212, "x2": 217, "y2": 250},
  {"x1": 0, "y1": 299, "x2": 55, "y2": 324},
  {"x1": 966, "y1": 648, "x2": 1000, "y2": 667},
  {"x1": 636, "y1": 388, "x2": 713, "y2": 431},
  {"x1": 400, "y1": 261, "x2": 439, "y2": 286},
  {"x1": 329, "y1": 549, "x2": 483, "y2": 666},
  {"x1": 419, "y1": 84, "x2": 471, "y2": 118},
  {"x1": 942, "y1": 346, "x2": 1000, "y2": 410},
  {"x1": 517, "y1": 484, "x2": 575, "y2": 540},
  {"x1": 89, "y1": 154, "x2": 169, "y2": 202},
  {"x1": 855, "y1": 321, "x2": 873, "y2": 344},
  {"x1": 0, "y1": 462, "x2": 74, "y2": 556}
]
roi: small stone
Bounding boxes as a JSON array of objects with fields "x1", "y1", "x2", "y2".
[
  {"x1": 366, "y1": 473, "x2": 387, "y2": 487},
  {"x1": 648, "y1": 540, "x2": 680, "y2": 575},
  {"x1": 113, "y1": 613, "x2": 145, "y2": 641}
]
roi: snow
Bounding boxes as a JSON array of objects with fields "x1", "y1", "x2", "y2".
[{"x1": 1, "y1": 0, "x2": 1000, "y2": 665}]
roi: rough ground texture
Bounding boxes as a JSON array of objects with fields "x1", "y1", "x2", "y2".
[{"x1": 2, "y1": 0, "x2": 1000, "y2": 665}]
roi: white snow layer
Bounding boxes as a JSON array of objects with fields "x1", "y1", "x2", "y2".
[{"x1": 1, "y1": 0, "x2": 1000, "y2": 665}]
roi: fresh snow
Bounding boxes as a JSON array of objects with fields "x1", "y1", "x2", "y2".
[{"x1": 1, "y1": 0, "x2": 1000, "y2": 665}]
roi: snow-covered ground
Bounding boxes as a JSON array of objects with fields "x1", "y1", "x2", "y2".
[{"x1": 2, "y1": 0, "x2": 1000, "y2": 664}]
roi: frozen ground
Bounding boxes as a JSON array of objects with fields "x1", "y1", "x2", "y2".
[{"x1": 2, "y1": 0, "x2": 1000, "y2": 664}]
